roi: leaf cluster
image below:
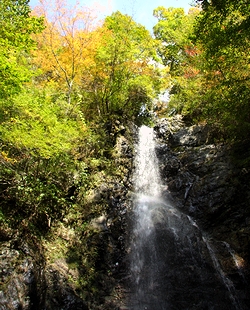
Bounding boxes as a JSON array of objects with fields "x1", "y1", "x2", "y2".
[
  {"x1": 192, "y1": 0, "x2": 250, "y2": 140},
  {"x1": 154, "y1": 2, "x2": 250, "y2": 142},
  {"x1": 0, "y1": 0, "x2": 44, "y2": 99},
  {"x1": 1, "y1": 88, "x2": 85, "y2": 158},
  {"x1": 0, "y1": 150, "x2": 89, "y2": 234}
]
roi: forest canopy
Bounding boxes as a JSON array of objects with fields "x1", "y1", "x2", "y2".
[{"x1": 153, "y1": 0, "x2": 250, "y2": 141}]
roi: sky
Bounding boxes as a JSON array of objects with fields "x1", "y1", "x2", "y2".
[{"x1": 29, "y1": 0, "x2": 195, "y2": 32}]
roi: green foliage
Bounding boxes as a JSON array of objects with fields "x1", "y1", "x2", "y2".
[
  {"x1": 80, "y1": 11, "x2": 163, "y2": 124},
  {"x1": 0, "y1": 87, "x2": 88, "y2": 158},
  {"x1": 0, "y1": 0, "x2": 43, "y2": 48},
  {"x1": 153, "y1": 7, "x2": 199, "y2": 74},
  {"x1": 0, "y1": 53, "x2": 31, "y2": 98},
  {"x1": 192, "y1": 0, "x2": 250, "y2": 140},
  {"x1": 155, "y1": 3, "x2": 250, "y2": 142},
  {"x1": 153, "y1": 7, "x2": 204, "y2": 121},
  {"x1": 0, "y1": 0, "x2": 44, "y2": 99},
  {"x1": 0, "y1": 149, "x2": 89, "y2": 233}
]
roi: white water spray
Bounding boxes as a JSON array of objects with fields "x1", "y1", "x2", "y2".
[
  {"x1": 129, "y1": 126, "x2": 165, "y2": 309},
  {"x1": 133, "y1": 125, "x2": 161, "y2": 197}
]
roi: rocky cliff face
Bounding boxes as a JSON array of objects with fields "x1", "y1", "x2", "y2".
[
  {"x1": 155, "y1": 116, "x2": 250, "y2": 251},
  {"x1": 1, "y1": 116, "x2": 250, "y2": 309},
  {"x1": 154, "y1": 116, "x2": 250, "y2": 309}
]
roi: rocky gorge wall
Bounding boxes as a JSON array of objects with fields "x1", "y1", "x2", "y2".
[
  {"x1": 155, "y1": 116, "x2": 250, "y2": 259},
  {"x1": 1, "y1": 116, "x2": 250, "y2": 309},
  {"x1": 154, "y1": 116, "x2": 250, "y2": 309}
]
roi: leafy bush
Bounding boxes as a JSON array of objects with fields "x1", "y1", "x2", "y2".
[{"x1": 0, "y1": 150, "x2": 89, "y2": 234}]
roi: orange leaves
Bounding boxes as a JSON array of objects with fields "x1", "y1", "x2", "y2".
[
  {"x1": 30, "y1": 5, "x2": 162, "y2": 120},
  {"x1": 184, "y1": 67, "x2": 200, "y2": 79},
  {"x1": 31, "y1": 0, "x2": 103, "y2": 103},
  {"x1": 184, "y1": 45, "x2": 201, "y2": 57}
]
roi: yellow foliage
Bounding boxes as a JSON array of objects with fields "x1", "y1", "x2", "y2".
[
  {"x1": 31, "y1": 0, "x2": 105, "y2": 103},
  {"x1": 1, "y1": 151, "x2": 16, "y2": 163}
]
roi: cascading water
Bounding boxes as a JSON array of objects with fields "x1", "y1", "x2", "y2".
[
  {"x1": 127, "y1": 125, "x2": 245, "y2": 310},
  {"x1": 129, "y1": 125, "x2": 166, "y2": 309},
  {"x1": 133, "y1": 125, "x2": 161, "y2": 197}
]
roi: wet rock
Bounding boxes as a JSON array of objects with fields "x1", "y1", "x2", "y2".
[
  {"x1": 90, "y1": 214, "x2": 108, "y2": 231},
  {"x1": 0, "y1": 240, "x2": 45, "y2": 310},
  {"x1": 0, "y1": 238, "x2": 90, "y2": 310},
  {"x1": 43, "y1": 260, "x2": 88, "y2": 310},
  {"x1": 153, "y1": 116, "x2": 250, "y2": 309}
]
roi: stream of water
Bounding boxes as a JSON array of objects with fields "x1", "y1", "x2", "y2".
[{"x1": 127, "y1": 125, "x2": 243, "y2": 310}]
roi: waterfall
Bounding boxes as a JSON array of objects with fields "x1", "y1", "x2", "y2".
[
  {"x1": 130, "y1": 125, "x2": 166, "y2": 309},
  {"x1": 133, "y1": 125, "x2": 161, "y2": 197},
  {"x1": 127, "y1": 125, "x2": 244, "y2": 310}
]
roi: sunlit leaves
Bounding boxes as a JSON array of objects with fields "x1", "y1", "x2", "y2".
[
  {"x1": 0, "y1": 88, "x2": 85, "y2": 158},
  {"x1": 193, "y1": 0, "x2": 250, "y2": 140},
  {"x1": 0, "y1": 0, "x2": 43, "y2": 50},
  {"x1": 79, "y1": 11, "x2": 164, "y2": 121},
  {"x1": 153, "y1": 7, "x2": 200, "y2": 74},
  {"x1": 0, "y1": 0, "x2": 43, "y2": 99},
  {"x1": 153, "y1": 6, "x2": 203, "y2": 118},
  {"x1": 32, "y1": 0, "x2": 100, "y2": 104}
]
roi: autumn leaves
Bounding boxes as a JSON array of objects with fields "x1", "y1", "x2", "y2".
[{"x1": 31, "y1": 0, "x2": 163, "y2": 121}]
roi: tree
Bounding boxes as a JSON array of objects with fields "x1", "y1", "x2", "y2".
[
  {"x1": 193, "y1": 0, "x2": 250, "y2": 140},
  {"x1": 153, "y1": 7, "x2": 200, "y2": 73},
  {"x1": 80, "y1": 11, "x2": 164, "y2": 122},
  {"x1": 0, "y1": 1, "x2": 87, "y2": 234},
  {"x1": 32, "y1": 0, "x2": 100, "y2": 105},
  {"x1": 0, "y1": 1, "x2": 90, "y2": 159},
  {"x1": 153, "y1": 7, "x2": 202, "y2": 116},
  {"x1": 0, "y1": 0, "x2": 43, "y2": 101},
  {"x1": 1, "y1": 88, "x2": 86, "y2": 158}
]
